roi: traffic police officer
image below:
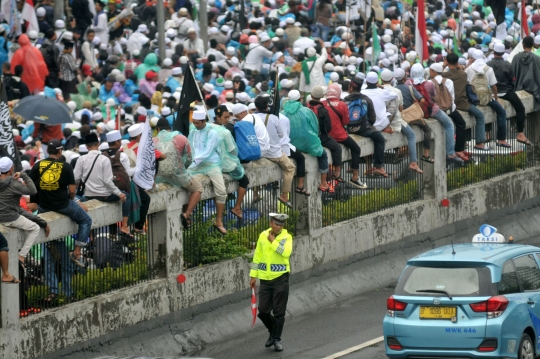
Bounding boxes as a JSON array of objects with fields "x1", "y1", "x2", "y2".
[{"x1": 250, "y1": 212, "x2": 293, "y2": 352}]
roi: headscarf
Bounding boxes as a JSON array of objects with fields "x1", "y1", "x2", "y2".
[
  {"x1": 326, "y1": 84, "x2": 341, "y2": 99},
  {"x1": 410, "y1": 63, "x2": 425, "y2": 85},
  {"x1": 10, "y1": 34, "x2": 49, "y2": 94}
]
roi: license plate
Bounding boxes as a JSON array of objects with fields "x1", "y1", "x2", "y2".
[{"x1": 419, "y1": 306, "x2": 456, "y2": 319}]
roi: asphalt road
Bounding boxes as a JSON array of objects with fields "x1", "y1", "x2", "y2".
[{"x1": 192, "y1": 285, "x2": 393, "y2": 359}]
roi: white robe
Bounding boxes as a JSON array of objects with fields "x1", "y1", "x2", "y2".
[{"x1": 299, "y1": 48, "x2": 327, "y2": 93}]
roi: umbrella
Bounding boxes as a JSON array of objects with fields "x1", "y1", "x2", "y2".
[{"x1": 13, "y1": 95, "x2": 74, "y2": 125}]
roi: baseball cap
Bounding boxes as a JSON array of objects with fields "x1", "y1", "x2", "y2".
[{"x1": 47, "y1": 139, "x2": 63, "y2": 152}]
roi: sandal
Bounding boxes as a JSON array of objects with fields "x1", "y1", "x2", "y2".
[
  {"x1": 132, "y1": 228, "x2": 147, "y2": 235},
  {"x1": 364, "y1": 168, "x2": 375, "y2": 176},
  {"x1": 295, "y1": 187, "x2": 311, "y2": 196},
  {"x1": 517, "y1": 139, "x2": 533, "y2": 146},
  {"x1": 278, "y1": 198, "x2": 293, "y2": 208},
  {"x1": 421, "y1": 155, "x2": 435, "y2": 163},
  {"x1": 409, "y1": 166, "x2": 423, "y2": 174},
  {"x1": 20, "y1": 310, "x2": 29, "y2": 318},
  {"x1": 473, "y1": 146, "x2": 491, "y2": 152},
  {"x1": 229, "y1": 209, "x2": 243, "y2": 220},
  {"x1": 373, "y1": 170, "x2": 389, "y2": 178},
  {"x1": 456, "y1": 152, "x2": 469, "y2": 161},
  {"x1": 332, "y1": 175, "x2": 344, "y2": 183},
  {"x1": 318, "y1": 185, "x2": 330, "y2": 192},
  {"x1": 119, "y1": 231, "x2": 135, "y2": 240},
  {"x1": 252, "y1": 196, "x2": 262, "y2": 205},
  {"x1": 496, "y1": 142, "x2": 512, "y2": 148},
  {"x1": 1, "y1": 275, "x2": 20, "y2": 284},
  {"x1": 68, "y1": 251, "x2": 86, "y2": 268},
  {"x1": 213, "y1": 223, "x2": 228, "y2": 235},
  {"x1": 181, "y1": 213, "x2": 193, "y2": 228},
  {"x1": 28, "y1": 307, "x2": 41, "y2": 314}
]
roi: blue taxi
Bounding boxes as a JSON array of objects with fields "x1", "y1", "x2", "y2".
[{"x1": 383, "y1": 225, "x2": 540, "y2": 359}]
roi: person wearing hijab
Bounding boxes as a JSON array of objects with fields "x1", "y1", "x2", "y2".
[{"x1": 10, "y1": 34, "x2": 49, "y2": 94}]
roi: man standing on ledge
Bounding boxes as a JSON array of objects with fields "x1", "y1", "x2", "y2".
[{"x1": 250, "y1": 213, "x2": 293, "y2": 352}]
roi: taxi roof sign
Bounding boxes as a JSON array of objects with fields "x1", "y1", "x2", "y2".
[{"x1": 472, "y1": 224, "x2": 506, "y2": 243}]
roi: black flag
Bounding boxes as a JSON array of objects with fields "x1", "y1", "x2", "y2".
[
  {"x1": 239, "y1": 0, "x2": 247, "y2": 31},
  {"x1": 173, "y1": 66, "x2": 202, "y2": 137},
  {"x1": 0, "y1": 81, "x2": 22, "y2": 171},
  {"x1": 485, "y1": 0, "x2": 506, "y2": 25},
  {"x1": 267, "y1": 71, "x2": 280, "y2": 116}
]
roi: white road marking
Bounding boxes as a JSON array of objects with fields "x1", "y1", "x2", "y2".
[{"x1": 320, "y1": 336, "x2": 385, "y2": 359}]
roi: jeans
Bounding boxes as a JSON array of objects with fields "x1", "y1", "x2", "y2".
[
  {"x1": 316, "y1": 23, "x2": 330, "y2": 41},
  {"x1": 44, "y1": 241, "x2": 74, "y2": 297},
  {"x1": 401, "y1": 125, "x2": 418, "y2": 163},
  {"x1": 449, "y1": 110, "x2": 467, "y2": 152},
  {"x1": 432, "y1": 109, "x2": 456, "y2": 157},
  {"x1": 358, "y1": 130, "x2": 386, "y2": 168},
  {"x1": 317, "y1": 151, "x2": 329, "y2": 174},
  {"x1": 487, "y1": 99, "x2": 507, "y2": 140},
  {"x1": 320, "y1": 136, "x2": 342, "y2": 167},
  {"x1": 339, "y1": 136, "x2": 361, "y2": 170},
  {"x1": 468, "y1": 104, "x2": 486, "y2": 144},
  {"x1": 501, "y1": 91, "x2": 526, "y2": 132},
  {"x1": 41, "y1": 200, "x2": 92, "y2": 248}
]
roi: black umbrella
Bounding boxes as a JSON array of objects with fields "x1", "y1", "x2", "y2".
[{"x1": 13, "y1": 95, "x2": 74, "y2": 125}]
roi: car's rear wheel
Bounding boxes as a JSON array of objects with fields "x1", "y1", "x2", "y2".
[{"x1": 519, "y1": 333, "x2": 534, "y2": 359}]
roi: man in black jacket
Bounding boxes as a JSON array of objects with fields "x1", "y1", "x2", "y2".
[
  {"x1": 40, "y1": 29, "x2": 60, "y2": 88},
  {"x1": 488, "y1": 42, "x2": 531, "y2": 146},
  {"x1": 344, "y1": 73, "x2": 387, "y2": 177},
  {"x1": 2, "y1": 63, "x2": 30, "y2": 101}
]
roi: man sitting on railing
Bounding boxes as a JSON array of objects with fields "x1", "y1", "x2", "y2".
[
  {"x1": 153, "y1": 118, "x2": 203, "y2": 229},
  {"x1": 29, "y1": 139, "x2": 92, "y2": 269}
]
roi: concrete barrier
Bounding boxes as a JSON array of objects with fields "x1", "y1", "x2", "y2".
[{"x1": 1, "y1": 92, "x2": 539, "y2": 359}]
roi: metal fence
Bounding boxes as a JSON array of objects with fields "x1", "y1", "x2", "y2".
[
  {"x1": 322, "y1": 144, "x2": 425, "y2": 227},
  {"x1": 19, "y1": 216, "x2": 157, "y2": 317},
  {"x1": 447, "y1": 113, "x2": 537, "y2": 191},
  {"x1": 183, "y1": 182, "x2": 298, "y2": 269}
]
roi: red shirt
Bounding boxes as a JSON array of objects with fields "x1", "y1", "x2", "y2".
[
  {"x1": 32, "y1": 123, "x2": 63, "y2": 143},
  {"x1": 321, "y1": 98, "x2": 350, "y2": 142}
]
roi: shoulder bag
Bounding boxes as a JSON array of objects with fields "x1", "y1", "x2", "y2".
[{"x1": 401, "y1": 86, "x2": 426, "y2": 125}]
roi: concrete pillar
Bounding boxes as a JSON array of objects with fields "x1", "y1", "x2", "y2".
[
  {"x1": 156, "y1": 0, "x2": 166, "y2": 62},
  {"x1": 422, "y1": 119, "x2": 447, "y2": 201},
  {"x1": 1, "y1": 230, "x2": 21, "y2": 355},
  {"x1": 199, "y1": 0, "x2": 208, "y2": 54},
  {"x1": 302, "y1": 152, "x2": 323, "y2": 234}
]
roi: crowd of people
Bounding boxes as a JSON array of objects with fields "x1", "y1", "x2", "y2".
[{"x1": 0, "y1": 0, "x2": 538, "y2": 313}]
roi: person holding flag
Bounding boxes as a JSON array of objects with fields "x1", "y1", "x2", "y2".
[{"x1": 250, "y1": 212, "x2": 293, "y2": 353}]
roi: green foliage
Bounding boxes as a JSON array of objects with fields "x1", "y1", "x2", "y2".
[
  {"x1": 322, "y1": 181, "x2": 420, "y2": 227},
  {"x1": 183, "y1": 206, "x2": 299, "y2": 269},
  {"x1": 447, "y1": 152, "x2": 527, "y2": 191}
]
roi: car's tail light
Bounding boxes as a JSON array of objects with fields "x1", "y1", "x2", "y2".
[
  {"x1": 477, "y1": 338, "x2": 498, "y2": 352},
  {"x1": 469, "y1": 296, "x2": 509, "y2": 318},
  {"x1": 387, "y1": 296, "x2": 407, "y2": 317},
  {"x1": 386, "y1": 336, "x2": 403, "y2": 351}
]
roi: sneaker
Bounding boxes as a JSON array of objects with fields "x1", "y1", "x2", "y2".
[
  {"x1": 349, "y1": 178, "x2": 368, "y2": 189},
  {"x1": 68, "y1": 251, "x2": 86, "y2": 268}
]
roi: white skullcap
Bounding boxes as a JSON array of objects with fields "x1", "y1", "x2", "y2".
[
  {"x1": 92, "y1": 112, "x2": 103, "y2": 121},
  {"x1": 150, "y1": 117, "x2": 160, "y2": 126},
  {"x1": 128, "y1": 123, "x2": 144, "y2": 137},
  {"x1": 366, "y1": 72, "x2": 379, "y2": 84},
  {"x1": 226, "y1": 46, "x2": 236, "y2": 55},
  {"x1": 192, "y1": 110, "x2": 206, "y2": 120},
  {"x1": 288, "y1": 90, "x2": 301, "y2": 101},
  {"x1": 106, "y1": 130, "x2": 122, "y2": 142},
  {"x1": 209, "y1": 27, "x2": 219, "y2": 35},
  {"x1": 260, "y1": 34, "x2": 270, "y2": 42},
  {"x1": 472, "y1": 49, "x2": 484, "y2": 60},
  {"x1": 236, "y1": 92, "x2": 250, "y2": 102},
  {"x1": 28, "y1": 30, "x2": 38, "y2": 39},
  {"x1": 202, "y1": 83, "x2": 214, "y2": 92},
  {"x1": 67, "y1": 101, "x2": 77, "y2": 111},
  {"x1": 21, "y1": 161, "x2": 31, "y2": 171},
  {"x1": 163, "y1": 58, "x2": 173, "y2": 67},
  {"x1": 430, "y1": 63, "x2": 443, "y2": 73},
  {"x1": 224, "y1": 80, "x2": 233, "y2": 89},
  {"x1": 221, "y1": 25, "x2": 230, "y2": 33},
  {"x1": 293, "y1": 47, "x2": 302, "y2": 55},
  {"x1": 138, "y1": 24, "x2": 148, "y2": 32},
  {"x1": 381, "y1": 58, "x2": 391, "y2": 67},
  {"x1": 166, "y1": 28, "x2": 176, "y2": 37},
  {"x1": 230, "y1": 57, "x2": 239, "y2": 66},
  {"x1": 98, "y1": 142, "x2": 109, "y2": 151},
  {"x1": 136, "y1": 106, "x2": 147, "y2": 116},
  {"x1": 382, "y1": 34, "x2": 392, "y2": 43},
  {"x1": 276, "y1": 28, "x2": 284, "y2": 36},
  {"x1": 106, "y1": 98, "x2": 116, "y2": 106},
  {"x1": 232, "y1": 103, "x2": 248, "y2": 115},
  {"x1": 306, "y1": 47, "x2": 316, "y2": 57},
  {"x1": 161, "y1": 107, "x2": 172, "y2": 116},
  {"x1": 180, "y1": 56, "x2": 189, "y2": 64},
  {"x1": 78, "y1": 144, "x2": 88, "y2": 153},
  {"x1": 494, "y1": 43, "x2": 506, "y2": 53},
  {"x1": 0, "y1": 157, "x2": 13, "y2": 172},
  {"x1": 325, "y1": 63, "x2": 335, "y2": 71},
  {"x1": 349, "y1": 56, "x2": 358, "y2": 65},
  {"x1": 394, "y1": 68, "x2": 406, "y2": 81},
  {"x1": 380, "y1": 69, "x2": 393, "y2": 82},
  {"x1": 172, "y1": 67, "x2": 182, "y2": 75},
  {"x1": 36, "y1": 7, "x2": 46, "y2": 17},
  {"x1": 330, "y1": 72, "x2": 339, "y2": 82},
  {"x1": 286, "y1": 18, "x2": 295, "y2": 24},
  {"x1": 187, "y1": 27, "x2": 196, "y2": 34}
]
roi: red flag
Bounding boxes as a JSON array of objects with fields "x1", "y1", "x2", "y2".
[
  {"x1": 21, "y1": 0, "x2": 39, "y2": 33},
  {"x1": 521, "y1": 0, "x2": 529, "y2": 38},
  {"x1": 415, "y1": 0, "x2": 429, "y2": 62},
  {"x1": 251, "y1": 288, "x2": 257, "y2": 328}
]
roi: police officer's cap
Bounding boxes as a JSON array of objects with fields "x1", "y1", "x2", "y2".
[{"x1": 269, "y1": 213, "x2": 289, "y2": 225}]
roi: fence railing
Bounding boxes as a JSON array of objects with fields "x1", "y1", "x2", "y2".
[
  {"x1": 18, "y1": 215, "x2": 158, "y2": 316},
  {"x1": 447, "y1": 110, "x2": 538, "y2": 191}
]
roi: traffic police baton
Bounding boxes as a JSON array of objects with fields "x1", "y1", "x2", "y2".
[{"x1": 251, "y1": 288, "x2": 257, "y2": 328}]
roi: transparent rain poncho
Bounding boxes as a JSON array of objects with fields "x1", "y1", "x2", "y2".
[
  {"x1": 187, "y1": 124, "x2": 222, "y2": 176},
  {"x1": 281, "y1": 100, "x2": 324, "y2": 157},
  {"x1": 153, "y1": 130, "x2": 193, "y2": 188},
  {"x1": 211, "y1": 124, "x2": 245, "y2": 180},
  {"x1": 71, "y1": 82, "x2": 100, "y2": 109}
]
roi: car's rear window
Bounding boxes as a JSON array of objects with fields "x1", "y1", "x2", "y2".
[{"x1": 395, "y1": 266, "x2": 496, "y2": 297}]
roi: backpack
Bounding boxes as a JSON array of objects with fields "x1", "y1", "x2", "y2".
[
  {"x1": 431, "y1": 78, "x2": 453, "y2": 112},
  {"x1": 313, "y1": 104, "x2": 332, "y2": 135},
  {"x1": 413, "y1": 82, "x2": 433, "y2": 119},
  {"x1": 348, "y1": 97, "x2": 369, "y2": 127},
  {"x1": 109, "y1": 151, "x2": 131, "y2": 194},
  {"x1": 470, "y1": 66, "x2": 491, "y2": 106},
  {"x1": 234, "y1": 115, "x2": 261, "y2": 162}
]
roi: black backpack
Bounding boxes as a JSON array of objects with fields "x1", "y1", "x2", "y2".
[
  {"x1": 109, "y1": 151, "x2": 131, "y2": 194},
  {"x1": 313, "y1": 104, "x2": 332, "y2": 136}
]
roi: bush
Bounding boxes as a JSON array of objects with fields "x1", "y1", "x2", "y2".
[
  {"x1": 322, "y1": 181, "x2": 419, "y2": 227},
  {"x1": 447, "y1": 152, "x2": 527, "y2": 191}
]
